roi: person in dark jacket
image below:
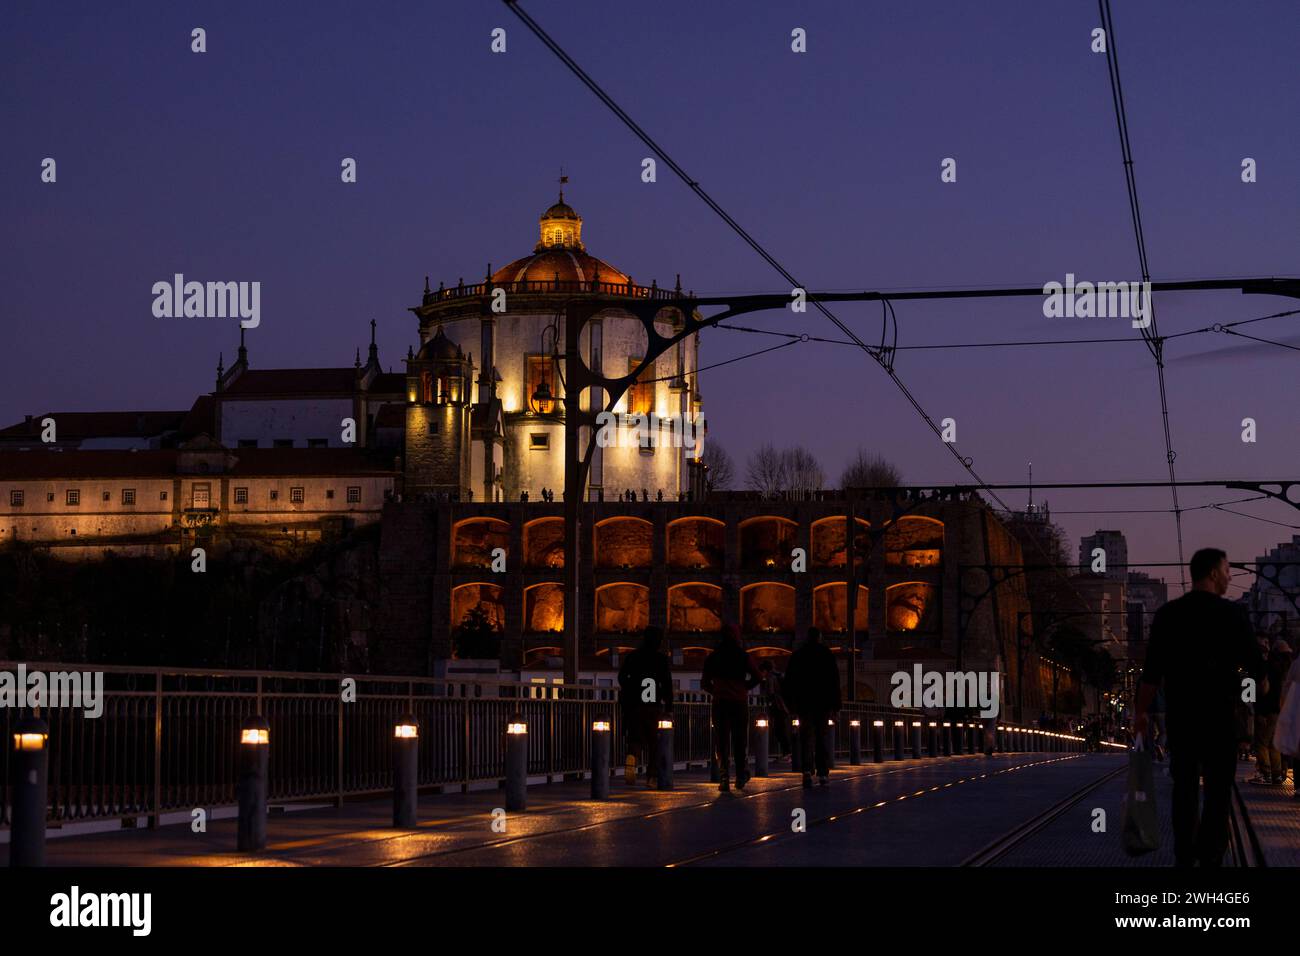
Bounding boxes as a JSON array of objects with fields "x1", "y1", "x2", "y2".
[
  {"x1": 618, "y1": 626, "x2": 673, "y2": 787},
  {"x1": 1135, "y1": 548, "x2": 1262, "y2": 868},
  {"x1": 1249, "y1": 638, "x2": 1293, "y2": 785},
  {"x1": 783, "y1": 627, "x2": 842, "y2": 787},
  {"x1": 702, "y1": 624, "x2": 762, "y2": 793}
]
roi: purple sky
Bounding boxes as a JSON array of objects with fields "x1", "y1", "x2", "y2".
[{"x1": 3, "y1": 0, "x2": 1298, "y2": 592}]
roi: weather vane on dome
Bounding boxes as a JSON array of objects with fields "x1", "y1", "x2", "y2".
[{"x1": 558, "y1": 166, "x2": 568, "y2": 201}]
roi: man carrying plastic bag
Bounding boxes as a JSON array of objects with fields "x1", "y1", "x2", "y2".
[
  {"x1": 1121, "y1": 734, "x2": 1160, "y2": 855},
  {"x1": 1133, "y1": 549, "x2": 1262, "y2": 867}
]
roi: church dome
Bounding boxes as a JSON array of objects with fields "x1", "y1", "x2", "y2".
[
  {"x1": 490, "y1": 192, "x2": 631, "y2": 287},
  {"x1": 492, "y1": 248, "x2": 629, "y2": 286}
]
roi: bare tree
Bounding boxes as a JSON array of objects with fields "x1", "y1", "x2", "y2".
[
  {"x1": 701, "y1": 442, "x2": 735, "y2": 491},
  {"x1": 839, "y1": 449, "x2": 902, "y2": 489},
  {"x1": 783, "y1": 445, "x2": 825, "y2": 494},
  {"x1": 745, "y1": 442, "x2": 787, "y2": 496},
  {"x1": 746, "y1": 443, "x2": 824, "y2": 497}
]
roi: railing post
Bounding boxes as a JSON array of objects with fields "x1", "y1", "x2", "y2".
[
  {"x1": 462, "y1": 698, "x2": 471, "y2": 792},
  {"x1": 336, "y1": 678, "x2": 345, "y2": 807},
  {"x1": 150, "y1": 671, "x2": 162, "y2": 828}
]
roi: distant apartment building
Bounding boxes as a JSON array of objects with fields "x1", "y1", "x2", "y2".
[{"x1": 1080, "y1": 529, "x2": 1128, "y2": 581}]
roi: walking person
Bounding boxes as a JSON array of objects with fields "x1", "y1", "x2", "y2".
[
  {"x1": 1250, "y1": 638, "x2": 1293, "y2": 785},
  {"x1": 701, "y1": 624, "x2": 762, "y2": 793},
  {"x1": 617, "y1": 626, "x2": 673, "y2": 788},
  {"x1": 757, "y1": 659, "x2": 791, "y2": 758},
  {"x1": 1273, "y1": 641, "x2": 1300, "y2": 799},
  {"x1": 1135, "y1": 548, "x2": 1263, "y2": 868},
  {"x1": 783, "y1": 627, "x2": 842, "y2": 788}
]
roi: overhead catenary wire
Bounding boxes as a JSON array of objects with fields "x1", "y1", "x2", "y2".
[{"x1": 1098, "y1": 0, "x2": 1186, "y2": 587}]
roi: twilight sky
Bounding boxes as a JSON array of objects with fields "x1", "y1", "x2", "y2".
[{"x1": 2, "y1": 0, "x2": 1297, "y2": 592}]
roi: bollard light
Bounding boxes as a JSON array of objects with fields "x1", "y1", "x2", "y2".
[
  {"x1": 656, "y1": 716, "x2": 675, "y2": 790},
  {"x1": 851, "y1": 720, "x2": 861, "y2": 727},
  {"x1": 237, "y1": 715, "x2": 271, "y2": 852},
  {"x1": 754, "y1": 715, "x2": 770, "y2": 777},
  {"x1": 392, "y1": 714, "x2": 419, "y2": 827},
  {"x1": 505, "y1": 712, "x2": 528, "y2": 811},
  {"x1": 591, "y1": 719, "x2": 611, "y2": 799},
  {"x1": 10, "y1": 715, "x2": 50, "y2": 867},
  {"x1": 13, "y1": 730, "x2": 47, "y2": 751}
]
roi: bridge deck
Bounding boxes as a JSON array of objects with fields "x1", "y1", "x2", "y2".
[{"x1": 2, "y1": 752, "x2": 1153, "y2": 867}]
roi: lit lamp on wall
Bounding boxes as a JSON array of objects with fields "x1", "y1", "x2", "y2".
[{"x1": 530, "y1": 378, "x2": 557, "y2": 416}]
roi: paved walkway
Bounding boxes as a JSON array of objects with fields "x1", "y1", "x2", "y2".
[{"x1": 2, "y1": 752, "x2": 1129, "y2": 867}]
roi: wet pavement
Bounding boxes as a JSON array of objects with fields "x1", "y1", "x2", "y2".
[{"x1": 2, "y1": 751, "x2": 1131, "y2": 867}]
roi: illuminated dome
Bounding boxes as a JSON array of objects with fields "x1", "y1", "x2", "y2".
[{"x1": 490, "y1": 193, "x2": 631, "y2": 286}]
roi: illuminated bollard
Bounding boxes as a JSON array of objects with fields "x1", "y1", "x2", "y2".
[
  {"x1": 872, "y1": 720, "x2": 885, "y2": 763},
  {"x1": 927, "y1": 721, "x2": 939, "y2": 758},
  {"x1": 827, "y1": 718, "x2": 838, "y2": 770},
  {"x1": 753, "y1": 716, "x2": 770, "y2": 777},
  {"x1": 505, "y1": 714, "x2": 528, "y2": 812},
  {"x1": 237, "y1": 715, "x2": 270, "y2": 852},
  {"x1": 656, "y1": 718, "x2": 675, "y2": 790},
  {"x1": 942, "y1": 721, "x2": 953, "y2": 757},
  {"x1": 849, "y1": 720, "x2": 862, "y2": 765},
  {"x1": 708, "y1": 720, "x2": 719, "y2": 782},
  {"x1": 791, "y1": 719, "x2": 802, "y2": 773},
  {"x1": 893, "y1": 720, "x2": 905, "y2": 761},
  {"x1": 10, "y1": 716, "x2": 49, "y2": 867},
  {"x1": 911, "y1": 720, "x2": 923, "y2": 759},
  {"x1": 996, "y1": 726, "x2": 1007, "y2": 753},
  {"x1": 393, "y1": 715, "x2": 419, "y2": 828},
  {"x1": 591, "y1": 720, "x2": 611, "y2": 800},
  {"x1": 956, "y1": 722, "x2": 968, "y2": 754}
]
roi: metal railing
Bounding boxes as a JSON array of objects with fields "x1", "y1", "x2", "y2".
[{"x1": 0, "y1": 661, "x2": 913, "y2": 828}]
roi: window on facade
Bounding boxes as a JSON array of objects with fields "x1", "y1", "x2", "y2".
[
  {"x1": 325, "y1": 489, "x2": 334, "y2": 500},
  {"x1": 527, "y1": 356, "x2": 558, "y2": 414},
  {"x1": 122, "y1": 488, "x2": 136, "y2": 506},
  {"x1": 269, "y1": 490, "x2": 279, "y2": 502},
  {"x1": 274, "y1": 439, "x2": 294, "y2": 448},
  {"x1": 627, "y1": 358, "x2": 655, "y2": 415},
  {"x1": 529, "y1": 433, "x2": 549, "y2": 451},
  {"x1": 234, "y1": 487, "x2": 248, "y2": 504},
  {"x1": 47, "y1": 492, "x2": 55, "y2": 502},
  {"x1": 308, "y1": 438, "x2": 327, "y2": 448},
  {"x1": 191, "y1": 483, "x2": 211, "y2": 508},
  {"x1": 66, "y1": 489, "x2": 80, "y2": 506},
  {"x1": 290, "y1": 487, "x2": 304, "y2": 504},
  {"x1": 102, "y1": 490, "x2": 111, "y2": 502},
  {"x1": 160, "y1": 491, "x2": 168, "y2": 502},
  {"x1": 10, "y1": 490, "x2": 23, "y2": 507},
  {"x1": 347, "y1": 486, "x2": 361, "y2": 503},
  {"x1": 238, "y1": 439, "x2": 257, "y2": 448}
]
